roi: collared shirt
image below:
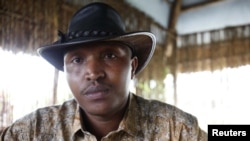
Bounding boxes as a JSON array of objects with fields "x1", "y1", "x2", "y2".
[{"x1": 1, "y1": 93, "x2": 207, "y2": 141}]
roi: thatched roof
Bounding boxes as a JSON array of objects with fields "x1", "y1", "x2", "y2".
[{"x1": 167, "y1": 24, "x2": 250, "y2": 73}]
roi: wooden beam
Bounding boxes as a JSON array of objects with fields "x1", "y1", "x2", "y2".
[
  {"x1": 165, "y1": 0, "x2": 182, "y2": 106},
  {"x1": 52, "y1": 69, "x2": 59, "y2": 105},
  {"x1": 181, "y1": 0, "x2": 224, "y2": 12},
  {"x1": 165, "y1": 0, "x2": 182, "y2": 58},
  {"x1": 162, "y1": 0, "x2": 172, "y2": 5}
]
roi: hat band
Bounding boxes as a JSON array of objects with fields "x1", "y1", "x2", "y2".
[
  {"x1": 57, "y1": 30, "x2": 119, "y2": 43},
  {"x1": 57, "y1": 30, "x2": 135, "y2": 57}
]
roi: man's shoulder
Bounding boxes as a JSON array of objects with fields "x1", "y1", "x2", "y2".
[
  {"x1": 1, "y1": 99, "x2": 78, "y2": 140},
  {"x1": 8, "y1": 99, "x2": 77, "y2": 128},
  {"x1": 133, "y1": 94, "x2": 198, "y2": 126},
  {"x1": 35, "y1": 98, "x2": 77, "y2": 115},
  {"x1": 130, "y1": 94, "x2": 207, "y2": 141}
]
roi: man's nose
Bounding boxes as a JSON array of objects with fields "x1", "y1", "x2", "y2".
[{"x1": 84, "y1": 58, "x2": 105, "y2": 81}]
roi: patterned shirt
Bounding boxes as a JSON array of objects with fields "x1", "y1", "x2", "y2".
[{"x1": 1, "y1": 93, "x2": 207, "y2": 141}]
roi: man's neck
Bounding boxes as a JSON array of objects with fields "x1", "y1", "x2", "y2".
[
  {"x1": 86, "y1": 115, "x2": 123, "y2": 140},
  {"x1": 80, "y1": 99, "x2": 129, "y2": 140}
]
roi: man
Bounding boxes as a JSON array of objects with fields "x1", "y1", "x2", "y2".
[{"x1": 1, "y1": 2, "x2": 207, "y2": 141}]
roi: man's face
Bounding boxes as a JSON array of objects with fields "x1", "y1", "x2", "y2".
[{"x1": 64, "y1": 42, "x2": 138, "y2": 117}]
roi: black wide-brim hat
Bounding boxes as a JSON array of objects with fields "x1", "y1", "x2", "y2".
[{"x1": 37, "y1": 2, "x2": 156, "y2": 74}]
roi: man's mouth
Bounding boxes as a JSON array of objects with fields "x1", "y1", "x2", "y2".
[{"x1": 83, "y1": 85, "x2": 109, "y2": 100}]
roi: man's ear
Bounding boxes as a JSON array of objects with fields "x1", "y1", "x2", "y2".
[{"x1": 131, "y1": 56, "x2": 138, "y2": 79}]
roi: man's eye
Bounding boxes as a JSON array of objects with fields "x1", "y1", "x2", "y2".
[
  {"x1": 72, "y1": 57, "x2": 82, "y2": 63},
  {"x1": 104, "y1": 53, "x2": 116, "y2": 59}
]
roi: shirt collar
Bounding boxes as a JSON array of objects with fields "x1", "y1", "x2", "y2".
[
  {"x1": 118, "y1": 93, "x2": 142, "y2": 136},
  {"x1": 72, "y1": 103, "x2": 82, "y2": 134}
]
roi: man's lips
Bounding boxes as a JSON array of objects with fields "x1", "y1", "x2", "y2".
[{"x1": 83, "y1": 85, "x2": 109, "y2": 100}]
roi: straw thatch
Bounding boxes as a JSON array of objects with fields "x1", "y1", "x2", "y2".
[
  {"x1": 1, "y1": 0, "x2": 60, "y2": 54},
  {"x1": 167, "y1": 24, "x2": 250, "y2": 73}
]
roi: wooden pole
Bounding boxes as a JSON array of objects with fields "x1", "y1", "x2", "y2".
[
  {"x1": 52, "y1": 0, "x2": 60, "y2": 105},
  {"x1": 52, "y1": 68, "x2": 59, "y2": 105},
  {"x1": 165, "y1": 0, "x2": 182, "y2": 106}
]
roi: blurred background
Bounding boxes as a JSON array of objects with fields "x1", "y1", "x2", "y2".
[{"x1": 1, "y1": 0, "x2": 250, "y2": 133}]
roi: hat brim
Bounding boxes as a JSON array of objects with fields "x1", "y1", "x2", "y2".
[{"x1": 37, "y1": 32, "x2": 156, "y2": 74}]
